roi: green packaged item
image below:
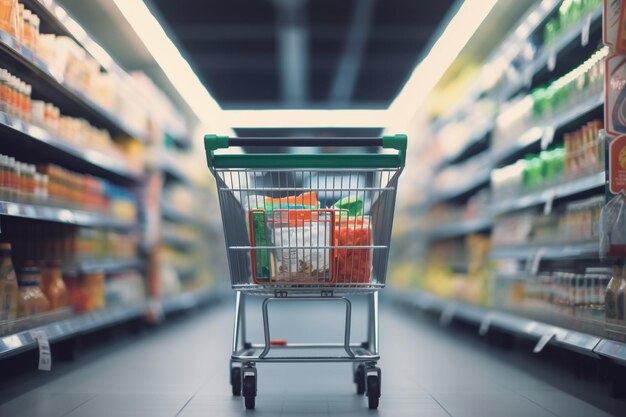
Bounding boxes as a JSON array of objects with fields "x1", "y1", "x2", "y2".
[
  {"x1": 333, "y1": 195, "x2": 364, "y2": 216},
  {"x1": 250, "y1": 211, "x2": 271, "y2": 281},
  {"x1": 523, "y1": 155, "x2": 542, "y2": 189}
]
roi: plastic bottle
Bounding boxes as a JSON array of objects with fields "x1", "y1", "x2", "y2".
[
  {"x1": 606, "y1": 265, "x2": 622, "y2": 323},
  {"x1": 41, "y1": 260, "x2": 67, "y2": 310},
  {"x1": 0, "y1": 242, "x2": 18, "y2": 320},
  {"x1": 617, "y1": 269, "x2": 626, "y2": 324},
  {"x1": 18, "y1": 263, "x2": 48, "y2": 315}
]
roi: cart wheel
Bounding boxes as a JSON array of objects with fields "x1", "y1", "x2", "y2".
[
  {"x1": 230, "y1": 367, "x2": 241, "y2": 396},
  {"x1": 354, "y1": 365, "x2": 366, "y2": 395},
  {"x1": 367, "y1": 375, "x2": 380, "y2": 410},
  {"x1": 243, "y1": 375, "x2": 256, "y2": 410}
]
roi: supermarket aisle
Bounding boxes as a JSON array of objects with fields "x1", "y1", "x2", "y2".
[{"x1": 0, "y1": 298, "x2": 622, "y2": 417}]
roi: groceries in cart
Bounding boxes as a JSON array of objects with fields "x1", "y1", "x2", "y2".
[{"x1": 246, "y1": 192, "x2": 373, "y2": 284}]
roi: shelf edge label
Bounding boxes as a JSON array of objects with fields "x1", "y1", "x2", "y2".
[{"x1": 31, "y1": 330, "x2": 52, "y2": 371}]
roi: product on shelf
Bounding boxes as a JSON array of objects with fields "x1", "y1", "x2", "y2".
[
  {"x1": 0, "y1": 242, "x2": 18, "y2": 320},
  {"x1": 523, "y1": 268, "x2": 610, "y2": 309},
  {"x1": 0, "y1": 68, "x2": 32, "y2": 121},
  {"x1": 35, "y1": 163, "x2": 137, "y2": 220},
  {"x1": 559, "y1": 195, "x2": 604, "y2": 242},
  {"x1": 36, "y1": 34, "x2": 148, "y2": 136},
  {"x1": 492, "y1": 193, "x2": 603, "y2": 247},
  {"x1": 543, "y1": 0, "x2": 601, "y2": 46},
  {"x1": 492, "y1": 121, "x2": 604, "y2": 201},
  {"x1": 40, "y1": 260, "x2": 67, "y2": 311},
  {"x1": 563, "y1": 120, "x2": 605, "y2": 176},
  {"x1": 531, "y1": 47, "x2": 605, "y2": 121},
  {"x1": 105, "y1": 271, "x2": 144, "y2": 306},
  {"x1": 606, "y1": 264, "x2": 626, "y2": 325},
  {"x1": 16, "y1": 264, "x2": 48, "y2": 317},
  {"x1": 63, "y1": 271, "x2": 105, "y2": 312}
]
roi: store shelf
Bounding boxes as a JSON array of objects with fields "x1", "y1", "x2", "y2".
[
  {"x1": 161, "y1": 230, "x2": 196, "y2": 250},
  {"x1": 0, "y1": 30, "x2": 146, "y2": 141},
  {"x1": 20, "y1": 0, "x2": 74, "y2": 38},
  {"x1": 491, "y1": 172, "x2": 605, "y2": 215},
  {"x1": 427, "y1": 166, "x2": 491, "y2": 206},
  {"x1": 391, "y1": 288, "x2": 607, "y2": 357},
  {"x1": 490, "y1": 241, "x2": 599, "y2": 260},
  {"x1": 436, "y1": 123, "x2": 494, "y2": 170},
  {"x1": 0, "y1": 301, "x2": 148, "y2": 359},
  {"x1": 490, "y1": 93, "x2": 603, "y2": 167},
  {"x1": 0, "y1": 286, "x2": 216, "y2": 359},
  {"x1": 63, "y1": 258, "x2": 143, "y2": 275},
  {"x1": 594, "y1": 339, "x2": 626, "y2": 366},
  {"x1": 528, "y1": 7, "x2": 602, "y2": 78},
  {"x1": 0, "y1": 200, "x2": 136, "y2": 230},
  {"x1": 161, "y1": 201, "x2": 196, "y2": 225},
  {"x1": 427, "y1": 217, "x2": 492, "y2": 241},
  {"x1": 0, "y1": 113, "x2": 141, "y2": 183},
  {"x1": 160, "y1": 157, "x2": 192, "y2": 185},
  {"x1": 161, "y1": 288, "x2": 215, "y2": 314}
]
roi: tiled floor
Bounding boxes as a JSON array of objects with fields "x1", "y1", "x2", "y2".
[{"x1": 0, "y1": 297, "x2": 623, "y2": 417}]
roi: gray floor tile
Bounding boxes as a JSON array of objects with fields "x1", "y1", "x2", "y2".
[
  {"x1": 63, "y1": 393, "x2": 189, "y2": 417},
  {"x1": 0, "y1": 392, "x2": 94, "y2": 417},
  {"x1": 517, "y1": 390, "x2": 617, "y2": 417},
  {"x1": 0, "y1": 298, "x2": 622, "y2": 417}
]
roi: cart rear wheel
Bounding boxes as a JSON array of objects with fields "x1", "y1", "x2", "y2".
[
  {"x1": 367, "y1": 375, "x2": 380, "y2": 410},
  {"x1": 243, "y1": 375, "x2": 256, "y2": 410},
  {"x1": 230, "y1": 367, "x2": 241, "y2": 396},
  {"x1": 355, "y1": 365, "x2": 366, "y2": 395}
]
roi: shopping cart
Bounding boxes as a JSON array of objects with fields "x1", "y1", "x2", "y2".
[{"x1": 204, "y1": 135, "x2": 406, "y2": 410}]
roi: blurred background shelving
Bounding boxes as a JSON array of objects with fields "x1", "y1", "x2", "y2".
[
  {"x1": 389, "y1": 0, "x2": 626, "y2": 366},
  {"x1": 0, "y1": 0, "x2": 226, "y2": 359}
]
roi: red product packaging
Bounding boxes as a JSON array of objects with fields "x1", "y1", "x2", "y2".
[{"x1": 334, "y1": 217, "x2": 372, "y2": 283}]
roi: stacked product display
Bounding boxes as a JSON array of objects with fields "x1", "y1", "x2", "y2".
[
  {"x1": 392, "y1": 0, "x2": 626, "y2": 367},
  {"x1": 0, "y1": 0, "x2": 218, "y2": 360}
]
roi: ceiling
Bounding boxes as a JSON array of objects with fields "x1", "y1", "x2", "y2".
[
  {"x1": 55, "y1": 0, "x2": 536, "y2": 136},
  {"x1": 146, "y1": 0, "x2": 456, "y2": 110}
]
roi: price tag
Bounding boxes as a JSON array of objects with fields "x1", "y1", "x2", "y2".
[
  {"x1": 523, "y1": 65, "x2": 534, "y2": 88},
  {"x1": 547, "y1": 49, "x2": 556, "y2": 72},
  {"x1": 581, "y1": 14, "x2": 592, "y2": 47},
  {"x1": 543, "y1": 190, "x2": 556, "y2": 215},
  {"x1": 478, "y1": 312, "x2": 494, "y2": 336},
  {"x1": 541, "y1": 126, "x2": 555, "y2": 150},
  {"x1": 439, "y1": 304, "x2": 456, "y2": 327},
  {"x1": 31, "y1": 330, "x2": 51, "y2": 371},
  {"x1": 528, "y1": 248, "x2": 546, "y2": 275},
  {"x1": 533, "y1": 332, "x2": 556, "y2": 353},
  {"x1": 148, "y1": 299, "x2": 163, "y2": 322}
]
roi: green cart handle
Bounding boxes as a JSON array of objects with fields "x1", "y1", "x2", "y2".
[{"x1": 204, "y1": 135, "x2": 406, "y2": 169}]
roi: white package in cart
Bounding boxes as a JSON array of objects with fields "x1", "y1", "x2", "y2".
[{"x1": 271, "y1": 210, "x2": 333, "y2": 281}]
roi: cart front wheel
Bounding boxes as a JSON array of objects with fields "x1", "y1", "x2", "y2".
[
  {"x1": 230, "y1": 367, "x2": 241, "y2": 396},
  {"x1": 243, "y1": 375, "x2": 256, "y2": 410},
  {"x1": 367, "y1": 375, "x2": 380, "y2": 410},
  {"x1": 355, "y1": 365, "x2": 366, "y2": 395}
]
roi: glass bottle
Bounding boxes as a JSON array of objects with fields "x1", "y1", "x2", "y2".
[{"x1": 0, "y1": 242, "x2": 17, "y2": 321}]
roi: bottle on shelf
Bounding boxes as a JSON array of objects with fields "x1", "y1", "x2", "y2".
[
  {"x1": 617, "y1": 266, "x2": 626, "y2": 325},
  {"x1": 17, "y1": 262, "x2": 48, "y2": 317},
  {"x1": 0, "y1": 242, "x2": 18, "y2": 321},
  {"x1": 41, "y1": 260, "x2": 67, "y2": 311},
  {"x1": 606, "y1": 265, "x2": 622, "y2": 323}
]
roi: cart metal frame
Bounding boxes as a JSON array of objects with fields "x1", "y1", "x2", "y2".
[{"x1": 205, "y1": 135, "x2": 406, "y2": 410}]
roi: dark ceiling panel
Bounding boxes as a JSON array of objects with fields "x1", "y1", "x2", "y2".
[{"x1": 149, "y1": 0, "x2": 455, "y2": 109}]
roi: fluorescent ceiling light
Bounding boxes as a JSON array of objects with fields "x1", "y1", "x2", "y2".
[
  {"x1": 222, "y1": 109, "x2": 389, "y2": 129},
  {"x1": 112, "y1": 0, "x2": 222, "y2": 125},
  {"x1": 388, "y1": 0, "x2": 499, "y2": 123},
  {"x1": 112, "y1": 0, "x2": 498, "y2": 133}
]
